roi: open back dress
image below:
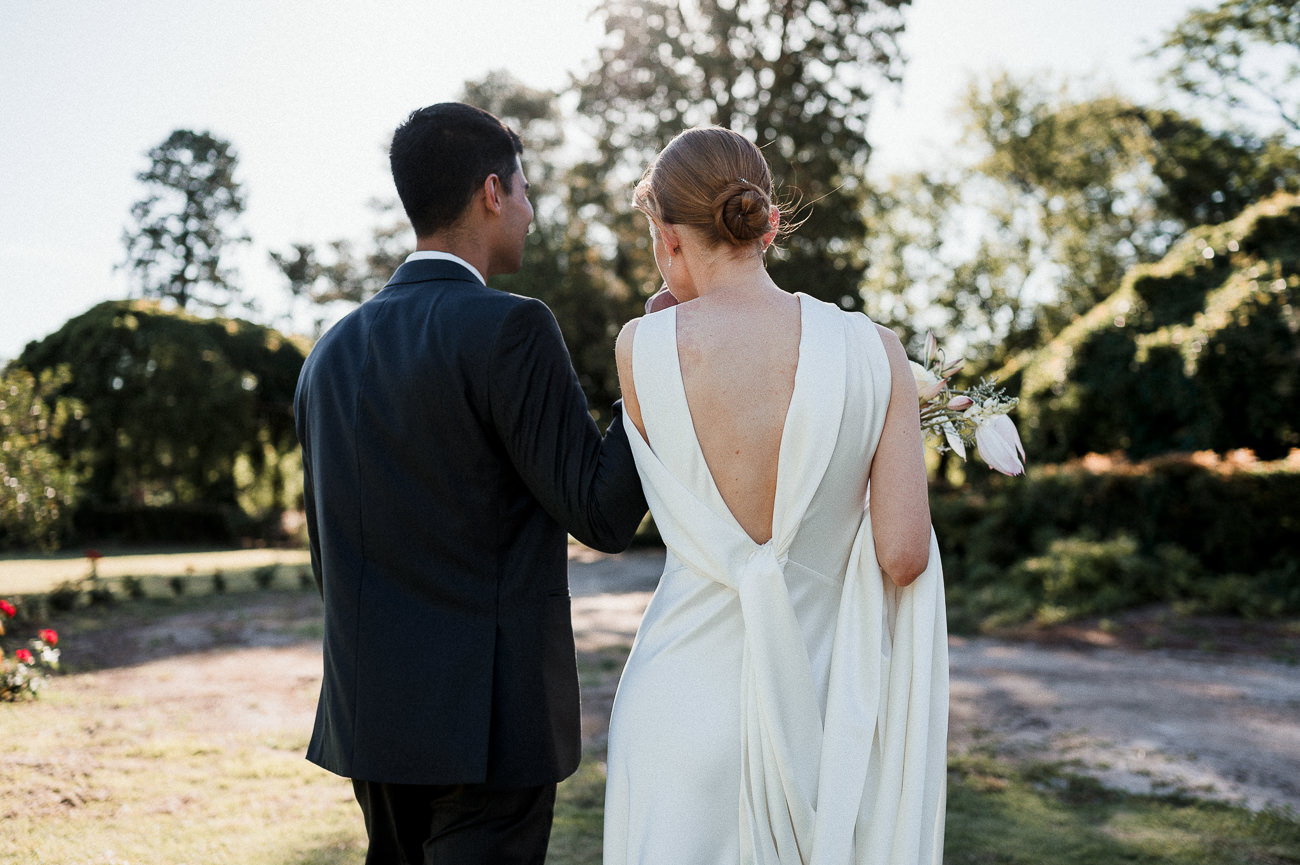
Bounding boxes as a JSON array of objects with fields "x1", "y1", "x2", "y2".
[{"x1": 603, "y1": 294, "x2": 948, "y2": 865}]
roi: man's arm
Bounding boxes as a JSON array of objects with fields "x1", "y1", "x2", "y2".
[
  {"x1": 293, "y1": 383, "x2": 326, "y2": 598},
  {"x1": 488, "y1": 298, "x2": 648, "y2": 552}
]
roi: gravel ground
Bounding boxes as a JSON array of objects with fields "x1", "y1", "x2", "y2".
[
  {"x1": 60, "y1": 546, "x2": 1300, "y2": 815},
  {"x1": 571, "y1": 548, "x2": 1300, "y2": 813}
]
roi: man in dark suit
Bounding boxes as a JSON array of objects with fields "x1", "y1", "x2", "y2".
[{"x1": 294, "y1": 102, "x2": 647, "y2": 864}]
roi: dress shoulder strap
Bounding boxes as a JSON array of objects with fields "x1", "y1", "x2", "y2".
[
  {"x1": 630, "y1": 308, "x2": 722, "y2": 502},
  {"x1": 630, "y1": 309, "x2": 686, "y2": 452}
]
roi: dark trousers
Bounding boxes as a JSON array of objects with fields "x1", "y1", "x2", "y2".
[{"x1": 352, "y1": 779, "x2": 556, "y2": 865}]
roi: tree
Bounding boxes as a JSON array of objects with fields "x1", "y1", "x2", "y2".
[
  {"x1": 121, "y1": 129, "x2": 251, "y2": 313},
  {"x1": 1151, "y1": 0, "x2": 1300, "y2": 141},
  {"x1": 468, "y1": 71, "x2": 643, "y2": 419},
  {"x1": 0, "y1": 365, "x2": 80, "y2": 550},
  {"x1": 17, "y1": 301, "x2": 306, "y2": 540},
  {"x1": 1005, "y1": 192, "x2": 1300, "y2": 462},
  {"x1": 271, "y1": 200, "x2": 407, "y2": 312},
  {"x1": 862, "y1": 74, "x2": 1300, "y2": 367},
  {"x1": 575, "y1": 0, "x2": 913, "y2": 311}
]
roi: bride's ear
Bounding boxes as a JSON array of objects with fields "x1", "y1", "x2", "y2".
[{"x1": 658, "y1": 221, "x2": 683, "y2": 257}]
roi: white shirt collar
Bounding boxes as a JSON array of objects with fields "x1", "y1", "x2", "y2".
[{"x1": 404, "y1": 250, "x2": 485, "y2": 286}]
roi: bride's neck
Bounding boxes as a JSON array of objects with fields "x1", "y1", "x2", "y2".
[{"x1": 689, "y1": 251, "x2": 777, "y2": 300}]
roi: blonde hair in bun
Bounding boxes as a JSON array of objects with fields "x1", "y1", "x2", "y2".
[{"x1": 633, "y1": 127, "x2": 787, "y2": 250}]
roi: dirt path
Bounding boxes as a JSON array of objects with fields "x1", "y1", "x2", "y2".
[
  {"x1": 55, "y1": 548, "x2": 1300, "y2": 814},
  {"x1": 948, "y1": 636, "x2": 1300, "y2": 811}
]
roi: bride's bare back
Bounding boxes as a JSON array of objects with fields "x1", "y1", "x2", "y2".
[
  {"x1": 618, "y1": 286, "x2": 932, "y2": 583},
  {"x1": 676, "y1": 290, "x2": 801, "y2": 543},
  {"x1": 620, "y1": 288, "x2": 801, "y2": 544}
]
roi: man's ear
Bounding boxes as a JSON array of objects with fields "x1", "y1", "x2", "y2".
[{"x1": 483, "y1": 174, "x2": 504, "y2": 215}]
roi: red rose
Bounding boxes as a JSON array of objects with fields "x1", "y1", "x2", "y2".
[
  {"x1": 0, "y1": 600, "x2": 15, "y2": 617},
  {"x1": 84, "y1": 549, "x2": 102, "y2": 560},
  {"x1": 39, "y1": 629, "x2": 58, "y2": 647},
  {"x1": 15, "y1": 649, "x2": 34, "y2": 665}
]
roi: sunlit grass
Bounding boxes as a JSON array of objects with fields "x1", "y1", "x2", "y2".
[
  {"x1": 0, "y1": 670, "x2": 611, "y2": 865},
  {"x1": 551, "y1": 758, "x2": 609, "y2": 865},
  {"x1": 0, "y1": 687, "x2": 365, "y2": 865},
  {"x1": 944, "y1": 753, "x2": 1300, "y2": 864}
]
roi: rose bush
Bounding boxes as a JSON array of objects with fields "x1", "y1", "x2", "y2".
[{"x1": 1, "y1": 597, "x2": 61, "y2": 701}]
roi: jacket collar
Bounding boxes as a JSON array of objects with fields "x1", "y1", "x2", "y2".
[{"x1": 384, "y1": 258, "x2": 486, "y2": 290}]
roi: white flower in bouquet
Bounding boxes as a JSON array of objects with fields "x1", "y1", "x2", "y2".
[
  {"x1": 912, "y1": 332, "x2": 1025, "y2": 476},
  {"x1": 973, "y1": 414, "x2": 1026, "y2": 476},
  {"x1": 910, "y1": 361, "x2": 946, "y2": 403}
]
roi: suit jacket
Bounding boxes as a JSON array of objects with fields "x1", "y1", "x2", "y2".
[{"x1": 294, "y1": 258, "x2": 647, "y2": 787}]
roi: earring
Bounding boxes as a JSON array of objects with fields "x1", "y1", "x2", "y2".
[{"x1": 668, "y1": 255, "x2": 673, "y2": 269}]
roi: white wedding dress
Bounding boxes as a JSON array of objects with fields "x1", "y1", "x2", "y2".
[{"x1": 603, "y1": 294, "x2": 948, "y2": 865}]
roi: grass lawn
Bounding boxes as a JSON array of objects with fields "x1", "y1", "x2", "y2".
[
  {"x1": 944, "y1": 753, "x2": 1300, "y2": 864},
  {"x1": 0, "y1": 546, "x2": 313, "y2": 597},
  {"x1": 1, "y1": 550, "x2": 1297, "y2": 864}
]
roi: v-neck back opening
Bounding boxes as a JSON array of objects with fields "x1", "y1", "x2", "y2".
[{"x1": 669, "y1": 294, "x2": 806, "y2": 547}]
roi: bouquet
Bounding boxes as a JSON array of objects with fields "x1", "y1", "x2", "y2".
[{"x1": 911, "y1": 332, "x2": 1025, "y2": 476}]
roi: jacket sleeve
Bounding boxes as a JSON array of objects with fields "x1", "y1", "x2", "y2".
[
  {"x1": 488, "y1": 297, "x2": 648, "y2": 552},
  {"x1": 293, "y1": 374, "x2": 325, "y2": 598}
]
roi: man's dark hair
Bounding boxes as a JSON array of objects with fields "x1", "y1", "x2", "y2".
[{"x1": 389, "y1": 103, "x2": 523, "y2": 237}]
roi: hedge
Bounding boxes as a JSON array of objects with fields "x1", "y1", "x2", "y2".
[{"x1": 933, "y1": 449, "x2": 1300, "y2": 631}]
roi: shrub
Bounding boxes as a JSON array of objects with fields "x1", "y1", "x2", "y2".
[
  {"x1": 0, "y1": 598, "x2": 60, "y2": 700},
  {"x1": 46, "y1": 581, "x2": 83, "y2": 612},
  {"x1": 1007, "y1": 193, "x2": 1300, "y2": 462},
  {"x1": 253, "y1": 564, "x2": 277, "y2": 590},
  {"x1": 0, "y1": 366, "x2": 80, "y2": 550},
  {"x1": 15, "y1": 300, "x2": 307, "y2": 543},
  {"x1": 935, "y1": 449, "x2": 1300, "y2": 630},
  {"x1": 86, "y1": 583, "x2": 115, "y2": 607}
]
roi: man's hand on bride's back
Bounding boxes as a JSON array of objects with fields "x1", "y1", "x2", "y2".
[{"x1": 645, "y1": 286, "x2": 680, "y2": 314}]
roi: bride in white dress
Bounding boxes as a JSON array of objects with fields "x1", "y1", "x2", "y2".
[{"x1": 603, "y1": 127, "x2": 949, "y2": 865}]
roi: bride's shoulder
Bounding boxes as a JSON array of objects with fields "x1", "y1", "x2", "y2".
[
  {"x1": 869, "y1": 324, "x2": 913, "y2": 389},
  {"x1": 615, "y1": 304, "x2": 677, "y2": 359},
  {"x1": 614, "y1": 317, "x2": 643, "y2": 367},
  {"x1": 614, "y1": 317, "x2": 648, "y2": 434},
  {"x1": 872, "y1": 321, "x2": 903, "y2": 350}
]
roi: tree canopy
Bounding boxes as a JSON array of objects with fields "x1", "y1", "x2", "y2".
[
  {"x1": 863, "y1": 75, "x2": 1300, "y2": 367},
  {"x1": 1152, "y1": 0, "x2": 1300, "y2": 140},
  {"x1": 121, "y1": 129, "x2": 251, "y2": 313},
  {"x1": 1003, "y1": 192, "x2": 1300, "y2": 461},
  {"x1": 575, "y1": 0, "x2": 913, "y2": 311},
  {"x1": 16, "y1": 301, "x2": 305, "y2": 536}
]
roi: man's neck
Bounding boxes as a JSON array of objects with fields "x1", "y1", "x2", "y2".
[{"x1": 415, "y1": 233, "x2": 491, "y2": 281}]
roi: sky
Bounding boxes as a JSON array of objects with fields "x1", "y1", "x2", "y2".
[{"x1": 0, "y1": 0, "x2": 1208, "y2": 362}]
